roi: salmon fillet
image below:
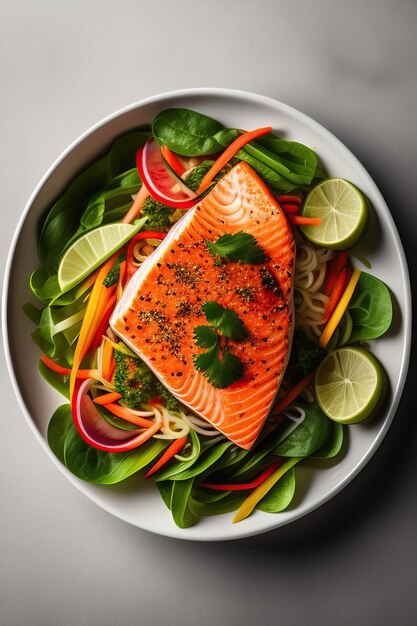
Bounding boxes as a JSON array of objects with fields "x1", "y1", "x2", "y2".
[{"x1": 110, "y1": 162, "x2": 295, "y2": 449}]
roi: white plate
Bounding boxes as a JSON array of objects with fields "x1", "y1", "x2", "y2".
[{"x1": 2, "y1": 89, "x2": 411, "y2": 541}]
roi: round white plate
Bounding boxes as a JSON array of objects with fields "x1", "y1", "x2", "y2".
[{"x1": 2, "y1": 89, "x2": 411, "y2": 541}]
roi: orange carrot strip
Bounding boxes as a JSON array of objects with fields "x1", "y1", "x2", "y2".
[
  {"x1": 101, "y1": 338, "x2": 114, "y2": 383},
  {"x1": 289, "y1": 215, "x2": 321, "y2": 226},
  {"x1": 196, "y1": 126, "x2": 272, "y2": 194},
  {"x1": 144, "y1": 435, "x2": 188, "y2": 477},
  {"x1": 105, "y1": 403, "x2": 156, "y2": 428},
  {"x1": 272, "y1": 373, "x2": 314, "y2": 416},
  {"x1": 161, "y1": 145, "x2": 186, "y2": 176},
  {"x1": 122, "y1": 184, "x2": 149, "y2": 224},
  {"x1": 70, "y1": 255, "x2": 118, "y2": 397},
  {"x1": 40, "y1": 355, "x2": 98, "y2": 379},
  {"x1": 93, "y1": 392, "x2": 123, "y2": 405}
]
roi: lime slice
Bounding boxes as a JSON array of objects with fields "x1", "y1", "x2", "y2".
[
  {"x1": 314, "y1": 347, "x2": 384, "y2": 424},
  {"x1": 58, "y1": 218, "x2": 146, "y2": 291},
  {"x1": 301, "y1": 178, "x2": 368, "y2": 249}
]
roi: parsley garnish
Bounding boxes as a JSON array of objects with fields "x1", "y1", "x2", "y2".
[
  {"x1": 205, "y1": 231, "x2": 267, "y2": 266},
  {"x1": 193, "y1": 302, "x2": 248, "y2": 389}
]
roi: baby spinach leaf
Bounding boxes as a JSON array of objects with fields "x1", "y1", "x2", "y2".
[
  {"x1": 170, "y1": 478, "x2": 200, "y2": 528},
  {"x1": 256, "y1": 467, "x2": 296, "y2": 513},
  {"x1": 47, "y1": 404, "x2": 167, "y2": 484},
  {"x1": 190, "y1": 491, "x2": 246, "y2": 517},
  {"x1": 347, "y1": 272, "x2": 392, "y2": 342},
  {"x1": 156, "y1": 481, "x2": 173, "y2": 509},
  {"x1": 38, "y1": 130, "x2": 150, "y2": 274},
  {"x1": 311, "y1": 422, "x2": 344, "y2": 459},
  {"x1": 251, "y1": 135, "x2": 317, "y2": 184},
  {"x1": 152, "y1": 108, "x2": 238, "y2": 156},
  {"x1": 273, "y1": 402, "x2": 331, "y2": 457},
  {"x1": 38, "y1": 360, "x2": 69, "y2": 400}
]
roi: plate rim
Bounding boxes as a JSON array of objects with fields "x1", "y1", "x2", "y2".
[{"x1": 2, "y1": 87, "x2": 412, "y2": 541}]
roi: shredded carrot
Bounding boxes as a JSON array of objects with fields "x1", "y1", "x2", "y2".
[
  {"x1": 161, "y1": 145, "x2": 186, "y2": 177},
  {"x1": 201, "y1": 459, "x2": 283, "y2": 491},
  {"x1": 272, "y1": 372, "x2": 314, "y2": 416},
  {"x1": 89, "y1": 295, "x2": 117, "y2": 352},
  {"x1": 319, "y1": 268, "x2": 362, "y2": 349},
  {"x1": 122, "y1": 184, "x2": 149, "y2": 224},
  {"x1": 196, "y1": 126, "x2": 272, "y2": 194},
  {"x1": 145, "y1": 435, "x2": 188, "y2": 477},
  {"x1": 93, "y1": 392, "x2": 123, "y2": 405},
  {"x1": 40, "y1": 355, "x2": 98, "y2": 379},
  {"x1": 289, "y1": 215, "x2": 321, "y2": 226},
  {"x1": 105, "y1": 403, "x2": 156, "y2": 428},
  {"x1": 233, "y1": 457, "x2": 302, "y2": 523},
  {"x1": 69, "y1": 255, "x2": 118, "y2": 397},
  {"x1": 101, "y1": 338, "x2": 114, "y2": 383}
]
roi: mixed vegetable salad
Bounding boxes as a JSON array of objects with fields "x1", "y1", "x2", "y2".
[{"x1": 25, "y1": 108, "x2": 393, "y2": 527}]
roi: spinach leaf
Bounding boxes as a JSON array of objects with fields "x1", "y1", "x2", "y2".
[
  {"x1": 170, "y1": 478, "x2": 200, "y2": 528},
  {"x1": 273, "y1": 402, "x2": 331, "y2": 457},
  {"x1": 38, "y1": 130, "x2": 150, "y2": 274},
  {"x1": 311, "y1": 422, "x2": 344, "y2": 459},
  {"x1": 152, "y1": 108, "x2": 238, "y2": 156},
  {"x1": 232, "y1": 152, "x2": 298, "y2": 192},
  {"x1": 256, "y1": 468, "x2": 296, "y2": 513},
  {"x1": 347, "y1": 272, "x2": 392, "y2": 342},
  {"x1": 189, "y1": 492, "x2": 246, "y2": 518},
  {"x1": 154, "y1": 429, "x2": 201, "y2": 481},
  {"x1": 166, "y1": 440, "x2": 234, "y2": 481},
  {"x1": 38, "y1": 360, "x2": 69, "y2": 400},
  {"x1": 156, "y1": 481, "x2": 173, "y2": 509},
  {"x1": 47, "y1": 404, "x2": 166, "y2": 484}
]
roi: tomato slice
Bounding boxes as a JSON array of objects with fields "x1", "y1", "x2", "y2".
[{"x1": 137, "y1": 138, "x2": 197, "y2": 209}]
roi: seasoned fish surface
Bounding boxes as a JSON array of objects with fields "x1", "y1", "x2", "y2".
[{"x1": 111, "y1": 162, "x2": 295, "y2": 449}]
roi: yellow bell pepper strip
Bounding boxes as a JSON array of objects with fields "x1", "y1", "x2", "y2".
[
  {"x1": 232, "y1": 457, "x2": 302, "y2": 523},
  {"x1": 319, "y1": 267, "x2": 362, "y2": 349},
  {"x1": 196, "y1": 126, "x2": 273, "y2": 194},
  {"x1": 144, "y1": 435, "x2": 188, "y2": 478}
]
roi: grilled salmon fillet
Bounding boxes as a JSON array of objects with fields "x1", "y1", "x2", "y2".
[{"x1": 110, "y1": 162, "x2": 295, "y2": 449}]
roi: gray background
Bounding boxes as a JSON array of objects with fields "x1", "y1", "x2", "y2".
[{"x1": 1, "y1": 0, "x2": 416, "y2": 624}]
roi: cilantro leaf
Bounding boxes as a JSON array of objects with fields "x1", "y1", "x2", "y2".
[
  {"x1": 202, "y1": 301, "x2": 248, "y2": 342},
  {"x1": 206, "y1": 231, "x2": 267, "y2": 265},
  {"x1": 193, "y1": 325, "x2": 218, "y2": 348},
  {"x1": 193, "y1": 343, "x2": 244, "y2": 389}
]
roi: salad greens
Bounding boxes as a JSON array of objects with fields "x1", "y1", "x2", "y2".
[{"x1": 26, "y1": 106, "x2": 393, "y2": 529}]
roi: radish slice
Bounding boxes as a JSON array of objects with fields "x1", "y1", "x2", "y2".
[
  {"x1": 71, "y1": 379, "x2": 161, "y2": 452},
  {"x1": 136, "y1": 138, "x2": 198, "y2": 209}
]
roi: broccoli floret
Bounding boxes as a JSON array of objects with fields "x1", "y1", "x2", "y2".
[
  {"x1": 141, "y1": 197, "x2": 176, "y2": 231},
  {"x1": 285, "y1": 328, "x2": 327, "y2": 384},
  {"x1": 103, "y1": 255, "x2": 123, "y2": 287},
  {"x1": 113, "y1": 350, "x2": 180, "y2": 410}
]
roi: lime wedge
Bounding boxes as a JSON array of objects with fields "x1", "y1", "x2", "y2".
[
  {"x1": 314, "y1": 347, "x2": 384, "y2": 424},
  {"x1": 58, "y1": 218, "x2": 147, "y2": 291},
  {"x1": 301, "y1": 178, "x2": 368, "y2": 249}
]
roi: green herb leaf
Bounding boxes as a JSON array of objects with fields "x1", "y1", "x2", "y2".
[
  {"x1": 194, "y1": 343, "x2": 244, "y2": 389},
  {"x1": 193, "y1": 325, "x2": 218, "y2": 348},
  {"x1": 206, "y1": 231, "x2": 267, "y2": 265},
  {"x1": 202, "y1": 301, "x2": 248, "y2": 342}
]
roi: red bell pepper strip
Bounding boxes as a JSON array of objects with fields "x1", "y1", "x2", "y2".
[
  {"x1": 144, "y1": 435, "x2": 188, "y2": 477},
  {"x1": 196, "y1": 126, "x2": 273, "y2": 194},
  {"x1": 161, "y1": 145, "x2": 186, "y2": 177},
  {"x1": 323, "y1": 264, "x2": 353, "y2": 323},
  {"x1": 125, "y1": 231, "x2": 166, "y2": 282},
  {"x1": 323, "y1": 251, "x2": 349, "y2": 296},
  {"x1": 200, "y1": 459, "x2": 284, "y2": 491},
  {"x1": 277, "y1": 195, "x2": 302, "y2": 205},
  {"x1": 272, "y1": 372, "x2": 315, "y2": 417},
  {"x1": 281, "y1": 203, "x2": 300, "y2": 215},
  {"x1": 89, "y1": 295, "x2": 117, "y2": 352}
]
